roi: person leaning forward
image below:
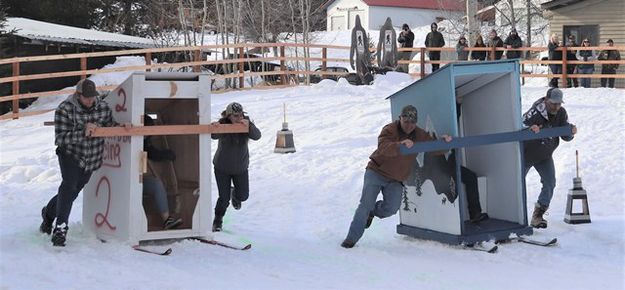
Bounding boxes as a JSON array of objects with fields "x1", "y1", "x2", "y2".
[
  {"x1": 40, "y1": 79, "x2": 129, "y2": 247},
  {"x1": 342, "y1": 105, "x2": 452, "y2": 248}
]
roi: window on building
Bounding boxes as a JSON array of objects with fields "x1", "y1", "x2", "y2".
[{"x1": 563, "y1": 25, "x2": 599, "y2": 45}]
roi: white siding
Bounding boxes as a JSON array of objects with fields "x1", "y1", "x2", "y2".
[
  {"x1": 368, "y1": 6, "x2": 451, "y2": 30},
  {"x1": 326, "y1": 0, "x2": 369, "y2": 31}
]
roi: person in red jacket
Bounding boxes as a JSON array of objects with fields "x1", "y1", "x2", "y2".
[{"x1": 342, "y1": 105, "x2": 452, "y2": 248}]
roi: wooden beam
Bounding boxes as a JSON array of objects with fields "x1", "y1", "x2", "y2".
[
  {"x1": 12, "y1": 62, "x2": 19, "y2": 119},
  {"x1": 90, "y1": 123, "x2": 248, "y2": 137}
]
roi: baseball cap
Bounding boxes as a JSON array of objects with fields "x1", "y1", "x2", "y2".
[
  {"x1": 225, "y1": 102, "x2": 245, "y2": 116},
  {"x1": 76, "y1": 79, "x2": 99, "y2": 98},
  {"x1": 400, "y1": 105, "x2": 418, "y2": 123},
  {"x1": 546, "y1": 88, "x2": 564, "y2": 104}
]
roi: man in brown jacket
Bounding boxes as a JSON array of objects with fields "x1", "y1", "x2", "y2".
[{"x1": 342, "y1": 105, "x2": 451, "y2": 248}]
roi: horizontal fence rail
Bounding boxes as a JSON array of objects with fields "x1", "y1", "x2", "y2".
[{"x1": 1, "y1": 42, "x2": 623, "y2": 120}]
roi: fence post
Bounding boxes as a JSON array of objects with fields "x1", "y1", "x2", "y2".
[
  {"x1": 238, "y1": 47, "x2": 244, "y2": 88},
  {"x1": 321, "y1": 47, "x2": 327, "y2": 80},
  {"x1": 521, "y1": 63, "x2": 525, "y2": 85},
  {"x1": 280, "y1": 46, "x2": 286, "y2": 85},
  {"x1": 12, "y1": 62, "x2": 20, "y2": 119},
  {"x1": 80, "y1": 57, "x2": 87, "y2": 80},
  {"x1": 561, "y1": 46, "x2": 568, "y2": 86},
  {"x1": 490, "y1": 46, "x2": 496, "y2": 60},
  {"x1": 145, "y1": 52, "x2": 152, "y2": 72},
  {"x1": 193, "y1": 49, "x2": 201, "y2": 73},
  {"x1": 420, "y1": 47, "x2": 426, "y2": 78}
]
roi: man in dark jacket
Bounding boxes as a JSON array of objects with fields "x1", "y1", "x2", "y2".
[
  {"x1": 397, "y1": 23, "x2": 415, "y2": 73},
  {"x1": 503, "y1": 28, "x2": 523, "y2": 59},
  {"x1": 487, "y1": 29, "x2": 504, "y2": 60},
  {"x1": 342, "y1": 105, "x2": 452, "y2": 248},
  {"x1": 211, "y1": 102, "x2": 262, "y2": 232},
  {"x1": 40, "y1": 79, "x2": 120, "y2": 247},
  {"x1": 598, "y1": 39, "x2": 621, "y2": 88},
  {"x1": 425, "y1": 22, "x2": 445, "y2": 72},
  {"x1": 522, "y1": 88, "x2": 577, "y2": 229},
  {"x1": 565, "y1": 35, "x2": 579, "y2": 88},
  {"x1": 548, "y1": 34, "x2": 563, "y2": 87}
]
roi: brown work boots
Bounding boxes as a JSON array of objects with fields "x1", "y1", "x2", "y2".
[{"x1": 531, "y1": 203, "x2": 548, "y2": 229}]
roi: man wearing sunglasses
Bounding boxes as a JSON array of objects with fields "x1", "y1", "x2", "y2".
[{"x1": 342, "y1": 105, "x2": 452, "y2": 248}]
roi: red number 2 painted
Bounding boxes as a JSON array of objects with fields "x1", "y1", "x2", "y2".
[{"x1": 94, "y1": 176, "x2": 117, "y2": 231}]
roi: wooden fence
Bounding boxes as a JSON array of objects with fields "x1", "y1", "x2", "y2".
[{"x1": 1, "y1": 42, "x2": 623, "y2": 120}]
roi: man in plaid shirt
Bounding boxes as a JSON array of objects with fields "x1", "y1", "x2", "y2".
[{"x1": 40, "y1": 79, "x2": 119, "y2": 247}]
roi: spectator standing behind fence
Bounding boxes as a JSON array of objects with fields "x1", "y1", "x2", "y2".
[
  {"x1": 576, "y1": 38, "x2": 597, "y2": 88},
  {"x1": 425, "y1": 22, "x2": 445, "y2": 72},
  {"x1": 456, "y1": 36, "x2": 469, "y2": 61},
  {"x1": 487, "y1": 29, "x2": 504, "y2": 60},
  {"x1": 471, "y1": 35, "x2": 487, "y2": 61},
  {"x1": 598, "y1": 39, "x2": 621, "y2": 88},
  {"x1": 397, "y1": 23, "x2": 414, "y2": 73},
  {"x1": 548, "y1": 34, "x2": 563, "y2": 87},
  {"x1": 504, "y1": 28, "x2": 523, "y2": 59},
  {"x1": 566, "y1": 35, "x2": 579, "y2": 88}
]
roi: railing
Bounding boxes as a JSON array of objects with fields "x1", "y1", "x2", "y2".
[{"x1": 1, "y1": 43, "x2": 624, "y2": 120}]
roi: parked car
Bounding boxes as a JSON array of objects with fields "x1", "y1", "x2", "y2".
[{"x1": 309, "y1": 66, "x2": 361, "y2": 85}]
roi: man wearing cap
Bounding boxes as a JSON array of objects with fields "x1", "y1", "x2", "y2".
[
  {"x1": 522, "y1": 88, "x2": 577, "y2": 229},
  {"x1": 598, "y1": 39, "x2": 621, "y2": 88},
  {"x1": 40, "y1": 79, "x2": 121, "y2": 246},
  {"x1": 210, "y1": 102, "x2": 261, "y2": 232},
  {"x1": 397, "y1": 23, "x2": 415, "y2": 73},
  {"x1": 342, "y1": 105, "x2": 452, "y2": 248}
]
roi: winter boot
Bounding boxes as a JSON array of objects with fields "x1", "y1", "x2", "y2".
[
  {"x1": 51, "y1": 223, "x2": 68, "y2": 247},
  {"x1": 531, "y1": 203, "x2": 548, "y2": 229},
  {"x1": 212, "y1": 216, "x2": 223, "y2": 232},
  {"x1": 470, "y1": 212, "x2": 489, "y2": 224},
  {"x1": 39, "y1": 206, "x2": 54, "y2": 235},
  {"x1": 341, "y1": 239, "x2": 356, "y2": 249},
  {"x1": 231, "y1": 187, "x2": 241, "y2": 210},
  {"x1": 365, "y1": 211, "x2": 375, "y2": 229},
  {"x1": 163, "y1": 216, "x2": 183, "y2": 230}
]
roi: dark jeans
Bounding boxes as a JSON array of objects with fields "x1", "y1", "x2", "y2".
[
  {"x1": 45, "y1": 150, "x2": 93, "y2": 225},
  {"x1": 566, "y1": 65, "x2": 578, "y2": 88},
  {"x1": 578, "y1": 67, "x2": 594, "y2": 88},
  {"x1": 214, "y1": 169, "x2": 249, "y2": 218},
  {"x1": 429, "y1": 51, "x2": 441, "y2": 71},
  {"x1": 524, "y1": 157, "x2": 556, "y2": 208},
  {"x1": 549, "y1": 64, "x2": 562, "y2": 87},
  {"x1": 461, "y1": 166, "x2": 482, "y2": 218},
  {"x1": 601, "y1": 68, "x2": 616, "y2": 88}
]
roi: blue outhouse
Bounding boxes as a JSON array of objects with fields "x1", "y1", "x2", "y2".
[{"x1": 388, "y1": 60, "x2": 533, "y2": 245}]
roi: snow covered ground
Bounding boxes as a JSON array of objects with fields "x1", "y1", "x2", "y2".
[{"x1": 1, "y1": 69, "x2": 624, "y2": 289}]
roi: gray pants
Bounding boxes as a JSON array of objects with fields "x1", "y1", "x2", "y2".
[
  {"x1": 524, "y1": 157, "x2": 556, "y2": 208},
  {"x1": 345, "y1": 169, "x2": 403, "y2": 243},
  {"x1": 143, "y1": 175, "x2": 170, "y2": 215}
]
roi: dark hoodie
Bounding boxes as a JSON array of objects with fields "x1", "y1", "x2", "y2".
[
  {"x1": 212, "y1": 116, "x2": 262, "y2": 174},
  {"x1": 503, "y1": 30, "x2": 523, "y2": 59}
]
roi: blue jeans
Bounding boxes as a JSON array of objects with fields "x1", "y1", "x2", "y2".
[
  {"x1": 578, "y1": 67, "x2": 594, "y2": 88},
  {"x1": 524, "y1": 157, "x2": 556, "y2": 208},
  {"x1": 143, "y1": 175, "x2": 170, "y2": 215},
  {"x1": 345, "y1": 169, "x2": 403, "y2": 243}
]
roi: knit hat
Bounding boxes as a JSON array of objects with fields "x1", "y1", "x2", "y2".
[{"x1": 76, "y1": 79, "x2": 99, "y2": 98}]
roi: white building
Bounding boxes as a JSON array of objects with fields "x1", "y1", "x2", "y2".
[{"x1": 324, "y1": 0, "x2": 466, "y2": 31}]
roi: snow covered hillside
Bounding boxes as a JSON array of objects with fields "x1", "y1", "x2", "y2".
[{"x1": 1, "y1": 71, "x2": 624, "y2": 289}]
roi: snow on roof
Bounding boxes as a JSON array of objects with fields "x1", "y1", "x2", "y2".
[{"x1": 5, "y1": 17, "x2": 155, "y2": 48}]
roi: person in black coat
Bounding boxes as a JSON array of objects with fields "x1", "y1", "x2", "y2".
[
  {"x1": 565, "y1": 35, "x2": 579, "y2": 88},
  {"x1": 471, "y1": 34, "x2": 487, "y2": 61},
  {"x1": 425, "y1": 22, "x2": 445, "y2": 71},
  {"x1": 522, "y1": 88, "x2": 576, "y2": 228},
  {"x1": 397, "y1": 23, "x2": 415, "y2": 73},
  {"x1": 487, "y1": 29, "x2": 504, "y2": 60},
  {"x1": 548, "y1": 34, "x2": 563, "y2": 87},
  {"x1": 211, "y1": 102, "x2": 262, "y2": 232},
  {"x1": 503, "y1": 28, "x2": 523, "y2": 59}
]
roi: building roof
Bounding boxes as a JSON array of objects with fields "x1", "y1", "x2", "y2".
[
  {"x1": 4, "y1": 17, "x2": 155, "y2": 48},
  {"x1": 541, "y1": 0, "x2": 586, "y2": 10},
  {"x1": 323, "y1": 0, "x2": 465, "y2": 11}
]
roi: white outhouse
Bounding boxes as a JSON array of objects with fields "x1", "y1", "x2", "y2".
[{"x1": 82, "y1": 72, "x2": 213, "y2": 245}]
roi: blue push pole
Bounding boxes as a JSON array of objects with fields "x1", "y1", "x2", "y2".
[{"x1": 400, "y1": 126, "x2": 574, "y2": 155}]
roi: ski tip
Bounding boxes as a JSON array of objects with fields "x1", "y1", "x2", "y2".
[
  {"x1": 241, "y1": 244, "x2": 252, "y2": 250},
  {"x1": 163, "y1": 248, "x2": 173, "y2": 255},
  {"x1": 488, "y1": 246, "x2": 498, "y2": 253}
]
